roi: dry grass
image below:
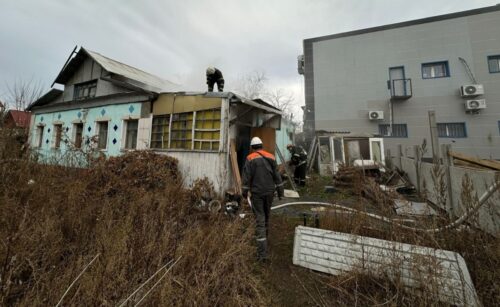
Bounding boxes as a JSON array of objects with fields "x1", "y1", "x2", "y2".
[
  {"x1": 315, "y1": 168, "x2": 500, "y2": 306},
  {"x1": 1, "y1": 128, "x2": 498, "y2": 306},
  {"x1": 0, "y1": 132, "x2": 268, "y2": 306}
]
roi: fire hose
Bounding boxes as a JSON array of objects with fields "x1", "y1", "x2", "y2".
[{"x1": 270, "y1": 181, "x2": 499, "y2": 233}]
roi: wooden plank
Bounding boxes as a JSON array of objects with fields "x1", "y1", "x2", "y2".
[
  {"x1": 308, "y1": 141, "x2": 319, "y2": 173},
  {"x1": 229, "y1": 139, "x2": 242, "y2": 194},
  {"x1": 275, "y1": 145, "x2": 297, "y2": 192},
  {"x1": 306, "y1": 136, "x2": 317, "y2": 167},
  {"x1": 250, "y1": 127, "x2": 276, "y2": 154},
  {"x1": 450, "y1": 151, "x2": 500, "y2": 171}
]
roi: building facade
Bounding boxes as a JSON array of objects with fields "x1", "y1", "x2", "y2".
[
  {"x1": 300, "y1": 5, "x2": 500, "y2": 159},
  {"x1": 28, "y1": 47, "x2": 177, "y2": 165}
]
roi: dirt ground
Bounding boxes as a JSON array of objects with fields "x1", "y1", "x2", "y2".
[{"x1": 253, "y1": 175, "x2": 359, "y2": 306}]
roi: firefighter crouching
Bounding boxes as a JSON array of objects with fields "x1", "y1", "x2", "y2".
[
  {"x1": 287, "y1": 144, "x2": 307, "y2": 187},
  {"x1": 206, "y1": 66, "x2": 225, "y2": 92},
  {"x1": 242, "y1": 137, "x2": 284, "y2": 261}
]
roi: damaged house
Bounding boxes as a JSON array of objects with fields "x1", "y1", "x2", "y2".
[
  {"x1": 27, "y1": 47, "x2": 178, "y2": 165},
  {"x1": 150, "y1": 92, "x2": 282, "y2": 193},
  {"x1": 28, "y1": 47, "x2": 286, "y2": 194}
]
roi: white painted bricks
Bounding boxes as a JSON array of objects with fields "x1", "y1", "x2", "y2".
[{"x1": 293, "y1": 226, "x2": 479, "y2": 307}]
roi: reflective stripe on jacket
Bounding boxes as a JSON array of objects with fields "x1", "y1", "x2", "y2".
[{"x1": 242, "y1": 149, "x2": 283, "y2": 196}]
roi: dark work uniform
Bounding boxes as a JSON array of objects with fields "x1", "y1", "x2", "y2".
[
  {"x1": 242, "y1": 149, "x2": 284, "y2": 260},
  {"x1": 206, "y1": 68, "x2": 225, "y2": 92},
  {"x1": 289, "y1": 145, "x2": 308, "y2": 186}
]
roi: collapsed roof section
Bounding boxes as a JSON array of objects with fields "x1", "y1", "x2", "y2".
[{"x1": 53, "y1": 47, "x2": 180, "y2": 93}]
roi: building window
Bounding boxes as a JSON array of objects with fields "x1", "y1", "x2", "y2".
[
  {"x1": 378, "y1": 124, "x2": 408, "y2": 137},
  {"x1": 74, "y1": 123, "x2": 84, "y2": 148},
  {"x1": 53, "y1": 124, "x2": 63, "y2": 149},
  {"x1": 422, "y1": 61, "x2": 449, "y2": 79},
  {"x1": 488, "y1": 55, "x2": 500, "y2": 73},
  {"x1": 96, "y1": 121, "x2": 108, "y2": 150},
  {"x1": 124, "y1": 119, "x2": 138, "y2": 149},
  {"x1": 170, "y1": 112, "x2": 193, "y2": 149},
  {"x1": 74, "y1": 80, "x2": 97, "y2": 100},
  {"x1": 437, "y1": 122, "x2": 467, "y2": 138},
  {"x1": 194, "y1": 109, "x2": 221, "y2": 151},
  {"x1": 36, "y1": 125, "x2": 44, "y2": 148},
  {"x1": 151, "y1": 115, "x2": 170, "y2": 149}
]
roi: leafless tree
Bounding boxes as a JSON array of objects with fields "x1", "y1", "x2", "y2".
[
  {"x1": 264, "y1": 88, "x2": 295, "y2": 120},
  {"x1": 233, "y1": 70, "x2": 302, "y2": 129},
  {"x1": 234, "y1": 70, "x2": 267, "y2": 100},
  {"x1": 3, "y1": 78, "x2": 45, "y2": 110}
]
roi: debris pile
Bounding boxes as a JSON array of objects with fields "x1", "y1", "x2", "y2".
[{"x1": 333, "y1": 164, "x2": 396, "y2": 211}]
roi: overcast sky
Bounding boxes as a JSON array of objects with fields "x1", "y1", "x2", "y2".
[{"x1": 1, "y1": 0, "x2": 499, "y2": 116}]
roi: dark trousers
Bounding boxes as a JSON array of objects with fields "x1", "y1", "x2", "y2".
[
  {"x1": 294, "y1": 163, "x2": 307, "y2": 186},
  {"x1": 207, "y1": 79, "x2": 224, "y2": 92},
  {"x1": 251, "y1": 193, "x2": 273, "y2": 259}
]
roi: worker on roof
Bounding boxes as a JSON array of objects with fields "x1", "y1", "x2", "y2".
[
  {"x1": 287, "y1": 144, "x2": 308, "y2": 187},
  {"x1": 206, "y1": 66, "x2": 224, "y2": 92},
  {"x1": 242, "y1": 137, "x2": 284, "y2": 262}
]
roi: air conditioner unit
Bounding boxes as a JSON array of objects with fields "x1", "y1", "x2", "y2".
[
  {"x1": 460, "y1": 84, "x2": 484, "y2": 97},
  {"x1": 368, "y1": 111, "x2": 384, "y2": 120},
  {"x1": 465, "y1": 99, "x2": 486, "y2": 110}
]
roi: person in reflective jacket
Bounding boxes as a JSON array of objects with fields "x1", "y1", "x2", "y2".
[
  {"x1": 206, "y1": 66, "x2": 225, "y2": 92},
  {"x1": 242, "y1": 137, "x2": 284, "y2": 261},
  {"x1": 287, "y1": 144, "x2": 307, "y2": 186}
]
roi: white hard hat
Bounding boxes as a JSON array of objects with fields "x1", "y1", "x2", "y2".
[
  {"x1": 206, "y1": 66, "x2": 216, "y2": 75},
  {"x1": 250, "y1": 137, "x2": 263, "y2": 146}
]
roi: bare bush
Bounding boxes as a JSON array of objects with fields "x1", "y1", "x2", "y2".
[{"x1": 0, "y1": 152, "x2": 268, "y2": 306}]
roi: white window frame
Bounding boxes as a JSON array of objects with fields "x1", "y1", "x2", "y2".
[
  {"x1": 72, "y1": 121, "x2": 84, "y2": 149},
  {"x1": 52, "y1": 123, "x2": 64, "y2": 149},
  {"x1": 121, "y1": 117, "x2": 140, "y2": 150},
  {"x1": 94, "y1": 119, "x2": 110, "y2": 151}
]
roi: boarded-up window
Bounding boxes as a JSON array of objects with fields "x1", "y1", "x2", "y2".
[
  {"x1": 97, "y1": 121, "x2": 108, "y2": 149},
  {"x1": 54, "y1": 124, "x2": 62, "y2": 149},
  {"x1": 151, "y1": 115, "x2": 170, "y2": 149},
  {"x1": 125, "y1": 120, "x2": 138, "y2": 149},
  {"x1": 74, "y1": 123, "x2": 84, "y2": 148},
  {"x1": 194, "y1": 108, "x2": 221, "y2": 151},
  {"x1": 170, "y1": 112, "x2": 193, "y2": 149}
]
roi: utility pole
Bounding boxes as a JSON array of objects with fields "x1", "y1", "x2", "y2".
[{"x1": 428, "y1": 110, "x2": 440, "y2": 164}]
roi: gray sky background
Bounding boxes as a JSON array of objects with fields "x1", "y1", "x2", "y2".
[{"x1": 1, "y1": 0, "x2": 499, "y2": 117}]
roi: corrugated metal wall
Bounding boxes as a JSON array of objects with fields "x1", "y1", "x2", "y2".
[{"x1": 157, "y1": 151, "x2": 228, "y2": 193}]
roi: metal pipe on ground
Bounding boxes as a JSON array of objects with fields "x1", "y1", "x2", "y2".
[{"x1": 272, "y1": 180, "x2": 499, "y2": 234}]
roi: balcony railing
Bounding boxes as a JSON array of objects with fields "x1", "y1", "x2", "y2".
[{"x1": 388, "y1": 78, "x2": 412, "y2": 100}]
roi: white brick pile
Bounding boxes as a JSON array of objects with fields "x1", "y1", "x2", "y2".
[{"x1": 293, "y1": 226, "x2": 479, "y2": 307}]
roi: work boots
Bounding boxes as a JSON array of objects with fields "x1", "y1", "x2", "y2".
[{"x1": 256, "y1": 238, "x2": 268, "y2": 262}]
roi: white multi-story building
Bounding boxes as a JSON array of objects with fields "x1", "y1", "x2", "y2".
[{"x1": 300, "y1": 5, "x2": 500, "y2": 159}]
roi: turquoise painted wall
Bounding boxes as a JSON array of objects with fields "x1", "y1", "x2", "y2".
[
  {"x1": 31, "y1": 103, "x2": 143, "y2": 165},
  {"x1": 275, "y1": 119, "x2": 295, "y2": 164}
]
